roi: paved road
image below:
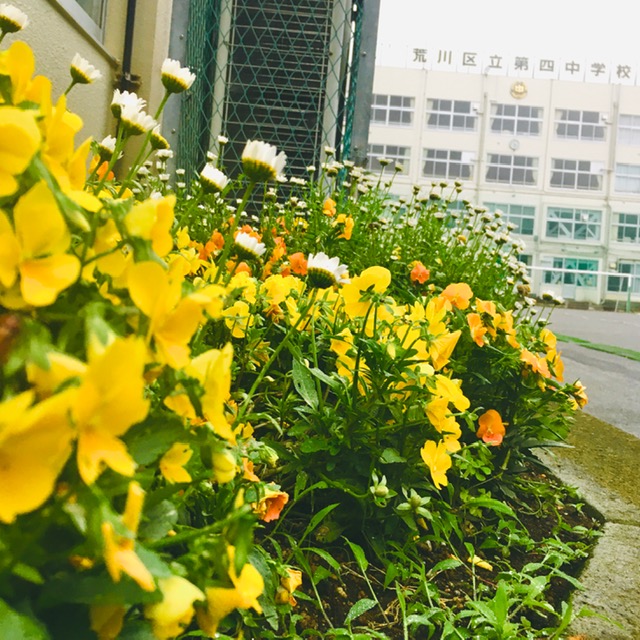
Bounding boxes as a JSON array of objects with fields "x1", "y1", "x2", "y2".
[{"x1": 544, "y1": 308, "x2": 640, "y2": 438}]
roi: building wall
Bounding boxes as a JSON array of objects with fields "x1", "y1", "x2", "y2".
[
  {"x1": 9, "y1": 0, "x2": 172, "y2": 149},
  {"x1": 368, "y1": 66, "x2": 640, "y2": 304}
]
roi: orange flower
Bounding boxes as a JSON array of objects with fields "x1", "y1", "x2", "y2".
[
  {"x1": 269, "y1": 236, "x2": 287, "y2": 263},
  {"x1": 288, "y1": 252, "x2": 308, "y2": 276},
  {"x1": 276, "y1": 568, "x2": 303, "y2": 605},
  {"x1": 410, "y1": 261, "x2": 430, "y2": 284},
  {"x1": 476, "y1": 409, "x2": 506, "y2": 446},
  {"x1": 520, "y1": 349, "x2": 550, "y2": 378},
  {"x1": 441, "y1": 283, "x2": 473, "y2": 310},
  {"x1": 467, "y1": 313, "x2": 487, "y2": 347},
  {"x1": 323, "y1": 198, "x2": 337, "y2": 217},
  {"x1": 237, "y1": 224, "x2": 262, "y2": 241},
  {"x1": 253, "y1": 486, "x2": 289, "y2": 522}
]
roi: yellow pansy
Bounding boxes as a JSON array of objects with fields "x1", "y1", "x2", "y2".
[
  {"x1": 197, "y1": 546, "x2": 264, "y2": 636},
  {"x1": 26, "y1": 351, "x2": 86, "y2": 397},
  {"x1": 340, "y1": 266, "x2": 391, "y2": 319},
  {"x1": 0, "y1": 106, "x2": 41, "y2": 196},
  {"x1": 89, "y1": 605, "x2": 127, "y2": 640},
  {"x1": 144, "y1": 576, "x2": 205, "y2": 640},
  {"x1": 128, "y1": 260, "x2": 204, "y2": 369},
  {"x1": 226, "y1": 270, "x2": 258, "y2": 303},
  {"x1": 0, "y1": 181, "x2": 80, "y2": 308},
  {"x1": 91, "y1": 218, "x2": 132, "y2": 281},
  {"x1": 125, "y1": 195, "x2": 176, "y2": 257},
  {"x1": 433, "y1": 374, "x2": 470, "y2": 412},
  {"x1": 0, "y1": 41, "x2": 47, "y2": 105},
  {"x1": 186, "y1": 344, "x2": 234, "y2": 442},
  {"x1": 212, "y1": 449, "x2": 237, "y2": 484},
  {"x1": 160, "y1": 443, "x2": 193, "y2": 484},
  {"x1": 223, "y1": 299, "x2": 254, "y2": 338},
  {"x1": 0, "y1": 390, "x2": 75, "y2": 523},
  {"x1": 74, "y1": 337, "x2": 149, "y2": 484},
  {"x1": 424, "y1": 296, "x2": 449, "y2": 337},
  {"x1": 420, "y1": 439, "x2": 452, "y2": 489},
  {"x1": 428, "y1": 329, "x2": 461, "y2": 371}
]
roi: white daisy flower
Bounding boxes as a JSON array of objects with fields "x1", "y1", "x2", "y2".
[
  {"x1": 111, "y1": 89, "x2": 146, "y2": 119},
  {"x1": 200, "y1": 164, "x2": 229, "y2": 193},
  {"x1": 161, "y1": 58, "x2": 196, "y2": 93},
  {"x1": 234, "y1": 231, "x2": 266, "y2": 259},
  {"x1": 150, "y1": 125, "x2": 170, "y2": 150},
  {"x1": 96, "y1": 135, "x2": 117, "y2": 160},
  {"x1": 242, "y1": 140, "x2": 287, "y2": 182},
  {"x1": 120, "y1": 102, "x2": 157, "y2": 136},
  {"x1": 70, "y1": 53, "x2": 101, "y2": 84},
  {"x1": 0, "y1": 4, "x2": 28, "y2": 34},
  {"x1": 156, "y1": 149, "x2": 174, "y2": 159},
  {"x1": 217, "y1": 135, "x2": 229, "y2": 145},
  {"x1": 307, "y1": 252, "x2": 350, "y2": 288}
]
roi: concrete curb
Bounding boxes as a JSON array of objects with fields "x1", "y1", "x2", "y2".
[{"x1": 537, "y1": 413, "x2": 640, "y2": 640}]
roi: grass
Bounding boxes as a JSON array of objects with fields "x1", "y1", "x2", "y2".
[{"x1": 555, "y1": 334, "x2": 640, "y2": 362}]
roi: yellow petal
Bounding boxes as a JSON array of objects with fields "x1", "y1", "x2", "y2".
[
  {"x1": 160, "y1": 443, "x2": 193, "y2": 484},
  {"x1": 90, "y1": 605, "x2": 126, "y2": 640},
  {"x1": 0, "y1": 106, "x2": 41, "y2": 183},
  {"x1": 0, "y1": 211, "x2": 20, "y2": 288},
  {"x1": 19, "y1": 254, "x2": 80, "y2": 307},
  {"x1": 145, "y1": 576, "x2": 204, "y2": 639},
  {"x1": 77, "y1": 429, "x2": 136, "y2": 485}
]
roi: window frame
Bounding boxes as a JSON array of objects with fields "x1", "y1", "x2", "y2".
[
  {"x1": 549, "y1": 158, "x2": 603, "y2": 191},
  {"x1": 614, "y1": 212, "x2": 640, "y2": 243},
  {"x1": 555, "y1": 109, "x2": 606, "y2": 141},
  {"x1": 485, "y1": 153, "x2": 538, "y2": 186},
  {"x1": 489, "y1": 103, "x2": 543, "y2": 136},
  {"x1": 370, "y1": 94, "x2": 415, "y2": 127},
  {"x1": 483, "y1": 202, "x2": 536, "y2": 235},
  {"x1": 545, "y1": 207, "x2": 602, "y2": 242},
  {"x1": 615, "y1": 163, "x2": 640, "y2": 194},
  {"x1": 543, "y1": 257, "x2": 599, "y2": 287},
  {"x1": 366, "y1": 143, "x2": 411, "y2": 174},
  {"x1": 426, "y1": 99, "x2": 477, "y2": 132},
  {"x1": 618, "y1": 114, "x2": 640, "y2": 146},
  {"x1": 422, "y1": 148, "x2": 474, "y2": 180},
  {"x1": 53, "y1": 0, "x2": 107, "y2": 42},
  {"x1": 607, "y1": 261, "x2": 640, "y2": 294}
]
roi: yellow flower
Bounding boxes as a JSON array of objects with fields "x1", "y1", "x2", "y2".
[
  {"x1": 467, "y1": 313, "x2": 487, "y2": 347},
  {"x1": 223, "y1": 299, "x2": 254, "y2": 338},
  {"x1": 26, "y1": 351, "x2": 86, "y2": 397},
  {"x1": 128, "y1": 260, "x2": 204, "y2": 369},
  {"x1": 428, "y1": 329, "x2": 461, "y2": 370},
  {"x1": 186, "y1": 344, "x2": 234, "y2": 442},
  {"x1": 89, "y1": 605, "x2": 126, "y2": 640},
  {"x1": 0, "y1": 181, "x2": 80, "y2": 308},
  {"x1": 340, "y1": 266, "x2": 391, "y2": 319},
  {"x1": 433, "y1": 374, "x2": 470, "y2": 412},
  {"x1": 125, "y1": 195, "x2": 176, "y2": 257},
  {"x1": 74, "y1": 337, "x2": 149, "y2": 484},
  {"x1": 0, "y1": 41, "x2": 48, "y2": 105},
  {"x1": 144, "y1": 576, "x2": 205, "y2": 639},
  {"x1": 0, "y1": 390, "x2": 74, "y2": 523},
  {"x1": 252, "y1": 486, "x2": 289, "y2": 522},
  {"x1": 160, "y1": 443, "x2": 193, "y2": 484},
  {"x1": 197, "y1": 546, "x2": 264, "y2": 636},
  {"x1": 0, "y1": 105, "x2": 41, "y2": 197},
  {"x1": 420, "y1": 440, "x2": 452, "y2": 489},
  {"x1": 276, "y1": 568, "x2": 303, "y2": 605},
  {"x1": 212, "y1": 449, "x2": 237, "y2": 484}
]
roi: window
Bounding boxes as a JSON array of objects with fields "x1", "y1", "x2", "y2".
[
  {"x1": 615, "y1": 213, "x2": 640, "y2": 243},
  {"x1": 555, "y1": 109, "x2": 605, "y2": 141},
  {"x1": 422, "y1": 149, "x2": 473, "y2": 179},
  {"x1": 483, "y1": 202, "x2": 535, "y2": 235},
  {"x1": 543, "y1": 257, "x2": 599, "y2": 287},
  {"x1": 545, "y1": 207, "x2": 602, "y2": 241},
  {"x1": 57, "y1": 0, "x2": 107, "y2": 40},
  {"x1": 607, "y1": 261, "x2": 640, "y2": 294},
  {"x1": 519, "y1": 254, "x2": 532, "y2": 266},
  {"x1": 426, "y1": 99, "x2": 477, "y2": 131},
  {"x1": 618, "y1": 114, "x2": 640, "y2": 145},
  {"x1": 367, "y1": 144, "x2": 411, "y2": 173},
  {"x1": 371, "y1": 94, "x2": 415, "y2": 126},
  {"x1": 550, "y1": 159, "x2": 602, "y2": 190},
  {"x1": 486, "y1": 154, "x2": 537, "y2": 185},
  {"x1": 490, "y1": 104, "x2": 543, "y2": 136},
  {"x1": 615, "y1": 163, "x2": 640, "y2": 193}
]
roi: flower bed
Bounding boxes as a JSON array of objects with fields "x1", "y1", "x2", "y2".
[{"x1": 0, "y1": 7, "x2": 597, "y2": 639}]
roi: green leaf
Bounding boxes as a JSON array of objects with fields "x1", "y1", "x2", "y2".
[
  {"x1": 119, "y1": 621, "x2": 158, "y2": 639},
  {"x1": 344, "y1": 538, "x2": 368, "y2": 572},
  {"x1": 379, "y1": 448, "x2": 406, "y2": 464},
  {"x1": 300, "y1": 503, "x2": 340, "y2": 545},
  {"x1": 463, "y1": 497, "x2": 516, "y2": 518},
  {"x1": 429, "y1": 558, "x2": 463, "y2": 575},
  {"x1": 292, "y1": 358, "x2": 319, "y2": 409},
  {"x1": 139, "y1": 500, "x2": 178, "y2": 541},
  {"x1": 126, "y1": 418, "x2": 185, "y2": 465},
  {"x1": 304, "y1": 547, "x2": 342, "y2": 573},
  {"x1": 12, "y1": 562, "x2": 44, "y2": 585},
  {"x1": 344, "y1": 598, "x2": 377, "y2": 625},
  {"x1": 0, "y1": 599, "x2": 49, "y2": 639},
  {"x1": 308, "y1": 366, "x2": 340, "y2": 389}
]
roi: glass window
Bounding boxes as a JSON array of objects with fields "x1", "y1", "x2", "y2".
[
  {"x1": 550, "y1": 159, "x2": 602, "y2": 190},
  {"x1": 366, "y1": 144, "x2": 411, "y2": 173},
  {"x1": 615, "y1": 212, "x2": 640, "y2": 243},
  {"x1": 490, "y1": 103, "x2": 543, "y2": 136},
  {"x1": 483, "y1": 202, "x2": 535, "y2": 235},
  {"x1": 618, "y1": 114, "x2": 640, "y2": 146},
  {"x1": 57, "y1": 0, "x2": 107, "y2": 39},
  {"x1": 485, "y1": 154, "x2": 537, "y2": 185},
  {"x1": 545, "y1": 207, "x2": 602, "y2": 241},
  {"x1": 615, "y1": 163, "x2": 640, "y2": 193},
  {"x1": 544, "y1": 257, "x2": 599, "y2": 287},
  {"x1": 555, "y1": 109, "x2": 605, "y2": 141},
  {"x1": 371, "y1": 94, "x2": 415, "y2": 126},
  {"x1": 607, "y1": 261, "x2": 640, "y2": 293},
  {"x1": 422, "y1": 149, "x2": 473, "y2": 179},
  {"x1": 427, "y1": 99, "x2": 477, "y2": 131}
]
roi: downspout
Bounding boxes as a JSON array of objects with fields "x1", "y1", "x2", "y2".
[{"x1": 118, "y1": 0, "x2": 141, "y2": 92}]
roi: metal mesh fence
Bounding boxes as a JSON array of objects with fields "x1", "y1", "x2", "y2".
[{"x1": 171, "y1": 0, "x2": 363, "y2": 180}]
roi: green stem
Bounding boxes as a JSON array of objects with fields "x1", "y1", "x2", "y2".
[
  {"x1": 212, "y1": 180, "x2": 255, "y2": 284},
  {"x1": 64, "y1": 80, "x2": 76, "y2": 96},
  {"x1": 93, "y1": 126, "x2": 127, "y2": 195}
]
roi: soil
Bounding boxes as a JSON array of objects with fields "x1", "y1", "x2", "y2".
[{"x1": 272, "y1": 467, "x2": 602, "y2": 639}]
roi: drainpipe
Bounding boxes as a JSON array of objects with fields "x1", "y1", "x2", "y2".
[{"x1": 118, "y1": 0, "x2": 141, "y2": 92}]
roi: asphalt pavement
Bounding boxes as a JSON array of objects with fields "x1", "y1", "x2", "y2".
[{"x1": 544, "y1": 308, "x2": 640, "y2": 439}]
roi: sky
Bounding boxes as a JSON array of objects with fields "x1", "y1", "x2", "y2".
[{"x1": 377, "y1": 0, "x2": 640, "y2": 71}]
